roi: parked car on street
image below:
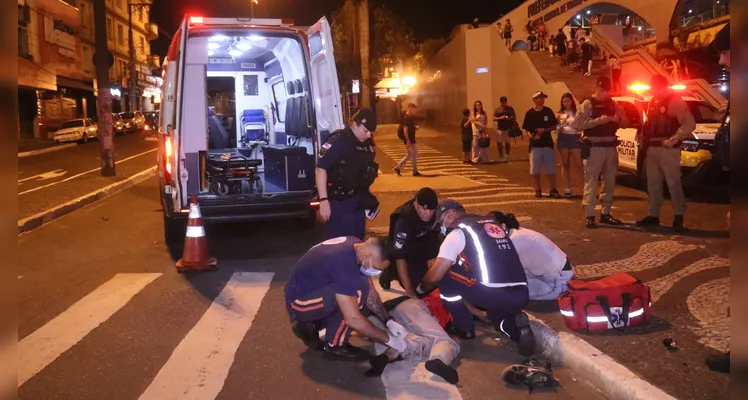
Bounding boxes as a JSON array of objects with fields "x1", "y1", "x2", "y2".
[
  {"x1": 112, "y1": 113, "x2": 127, "y2": 135},
  {"x1": 118, "y1": 111, "x2": 146, "y2": 132},
  {"x1": 53, "y1": 118, "x2": 99, "y2": 144}
]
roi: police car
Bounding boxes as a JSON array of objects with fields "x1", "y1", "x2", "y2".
[
  {"x1": 613, "y1": 84, "x2": 724, "y2": 186},
  {"x1": 157, "y1": 15, "x2": 344, "y2": 243}
]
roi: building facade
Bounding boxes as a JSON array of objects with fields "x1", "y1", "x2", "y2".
[{"x1": 17, "y1": 0, "x2": 159, "y2": 139}]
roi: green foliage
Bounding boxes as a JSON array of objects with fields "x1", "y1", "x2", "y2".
[
  {"x1": 330, "y1": 2, "x2": 360, "y2": 88},
  {"x1": 413, "y1": 38, "x2": 447, "y2": 74},
  {"x1": 370, "y1": 5, "x2": 417, "y2": 81}
]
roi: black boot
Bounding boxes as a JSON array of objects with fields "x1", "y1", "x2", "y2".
[
  {"x1": 323, "y1": 343, "x2": 370, "y2": 361},
  {"x1": 705, "y1": 351, "x2": 729, "y2": 373},
  {"x1": 444, "y1": 321, "x2": 476, "y2": 339},
  {"x1": 599, "y1": 214, "x2": 622, "y2": 225},
  {"x1": 514, "y1": 312, "x2": 537, "y2": 357},
  {"x1": 292, "y1": 321, "x2": 324, "y2": 351},
  {"x1": 673, "y1": 215, "x2": 684, "y2": 233},
  {"x1": 586, "y1": 216, "x2": 597, "y2": 229},
  {"x1": 635, "y1": 216, "x2": 660, "y2": 227}
]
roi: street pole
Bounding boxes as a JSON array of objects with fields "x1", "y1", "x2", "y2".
[
  {"x1": 357, "y1": 0, "x2": 371, "y2": 108},
  {"x1": 94, "y1": 0, "x2": 115, "y2": 176},
  {"x1": 250, "y1": 0, "x2": 257, "y2": 18},
  {"x1": 128, "y1": 3, "x2": 137, "y2": 112}
]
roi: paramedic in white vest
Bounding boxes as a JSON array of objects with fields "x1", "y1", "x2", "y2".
[
  {"x1": 490, "y1": 211, "x2": 574, "y2": 300},
  {"x1": 416, "y1": 199, "x2": 537, "y2": 357}
]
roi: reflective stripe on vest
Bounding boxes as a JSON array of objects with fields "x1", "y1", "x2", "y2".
[{"x1": 458, "y1": 223, "x2": 527, "y2": 288}]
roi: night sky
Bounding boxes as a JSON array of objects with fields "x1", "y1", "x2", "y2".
[{"x1": 150, "y1": 0, "x2": 525, "y2": 56}]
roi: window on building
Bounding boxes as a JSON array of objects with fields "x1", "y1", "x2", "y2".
[
  {"x1": 138, "y1": 8, "x2": 143, "y2": 23},
  {"x1": 117, "y1": 24, "x2": 124, "y2": 45},
  {"x1": 18, "y1": 24, "x2": 30, "y2": 59},
  {"x1": 107, "y1": 18, "x2": 113, "y2": 39},
  {"x1": 139, "y1": 36, "x2": 145, "y2": 55},
  {"x1": 80, "y1": 3, "x2": 88, "y2": 28}
]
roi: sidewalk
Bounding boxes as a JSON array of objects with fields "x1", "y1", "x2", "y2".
[
  {"x1": 18, "y1": 138, "x2": 76, "y2": 156},
  {"x1": 373, "y1": 123, "x2": 730, "y2": 400}
]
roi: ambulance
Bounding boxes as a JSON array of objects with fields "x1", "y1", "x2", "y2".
[
  {"x1": 612, "y1": 83, "x2": 725, "y2": 187},
  {"x1": 157, "y1": 15, "x2": 344, "y2": 242}
]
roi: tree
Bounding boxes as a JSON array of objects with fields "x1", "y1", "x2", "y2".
[
  {"x1": 369, "y1": 5, "x2": 416, "y2": 82},
  {"x1": 412, "y1": 38, "x2": 447, "y2": 75},
  {"x1": 330, "y1": 1, "x2": 360, "y2": 90}
]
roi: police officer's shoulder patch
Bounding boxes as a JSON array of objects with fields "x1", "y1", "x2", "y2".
[
  {"x1": 394, "y1": 232, "x2": 406, "y2": 249},
  {"x1": 319, "y1": 142, "x2": 332, "y2": 157}
]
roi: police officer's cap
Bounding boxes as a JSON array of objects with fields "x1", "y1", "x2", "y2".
[
  {"x1": 415, "y1": 187, "x2": 438, "y2": 210},
  {"x1": 434, "y1": 199, "x2": 464, "y2": 222},
  {"x1": 711, "y1": 22, "x2": 729, "y2": 53},
  {"x1": 353, "y1": 108, "x2": 377, "y2": 132}
]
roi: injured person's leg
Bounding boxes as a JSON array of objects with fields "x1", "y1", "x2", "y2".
[{"x1": 365, "y1": 298, "x2": 461, "y2": 384}]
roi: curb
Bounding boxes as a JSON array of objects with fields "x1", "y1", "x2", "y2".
[
  {"x1": 18, "y1": 143, "x2": 78, "y2": 158},
  {"x1": 529, "y1": 315, "x2": 678, "y2": 400},
  {"x1": 18, "y1": 166, "x2": 158, "y2": 234}
]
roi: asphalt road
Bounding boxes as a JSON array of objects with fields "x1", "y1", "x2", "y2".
[
  {"x1": 18, "y1": 124, "x2": 729, "y2": 399},
  {"x1": 18, "y1": 147, "x2": 605, "y2": 397},
  {"x1": 18, "y1": 130, "x2": 158, "y2": 220}
]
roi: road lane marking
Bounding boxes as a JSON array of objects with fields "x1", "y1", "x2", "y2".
[
  {"x1": 18, "y1": 273, "x2": 162, "y2": 387},
  {"x1": 439, "y1": 185, "x2": 529, "y2": 195},
  {"x1": 139, "y1": 272, "x2": 274, "y2": 400},
  {"x1": 461, "y1": 199, "x2": 570, "y2": 208},
  {"x1": 18, "y1": 148, "x2": 158, "y2": 196},
  {"x1": 18, "y1": 169, "x2": 68, "y2": 185},
  {"x1": 450, "y1": 191, "x2": 536, "y2": 201}
]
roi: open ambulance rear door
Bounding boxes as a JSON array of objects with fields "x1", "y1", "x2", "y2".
[{"x1": 307, "y1": 17, "x2": 344, "y2": 154}]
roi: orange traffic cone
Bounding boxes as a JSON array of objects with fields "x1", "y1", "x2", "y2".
[{"x1": 176, "y1": 195, "x2": 217, "y2": 272}]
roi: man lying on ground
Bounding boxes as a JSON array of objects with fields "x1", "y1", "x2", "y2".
[
  {"x1": 364, "y1": 290, "x2": 461, "y2": 384},
  {"x1": 489, "y1": 211, "x2": 574, "y2": 300}
]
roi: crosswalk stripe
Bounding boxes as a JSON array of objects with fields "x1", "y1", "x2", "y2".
[
  {"x1": 439, "y1": 185, "x2": 531, "y2": 195},
  {"x1": 451, "y1": 191, "x2": 537, "y2": 202},
  {"x1": 19, "y1": 273, "x2": 162, "y2": 387},
  {"x1": 462, "y1": 199, "x2": 570, "y2": 208},
  {"x1": 139, "y1": 272, "x2": 274, "y2": 400}
]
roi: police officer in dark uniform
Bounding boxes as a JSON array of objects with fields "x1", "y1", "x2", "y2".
[
  {"x1": 316, "y1": 108, "x2": 380, "y2": 240},
  {"x1": 635, "y1": 74, "x2": 695, "y2": 232},
  {"x1": 285, "y1": 236, "x2": 407, "y2": 361},
  {"x1": 571, "y1": 76, "x2": 629, "y2": 229},
  {"x1": 378, "y1": 187, "x2": 441, "y2": 297},
  {"x1": 416, "y1": 199, "x2": 537, "y2": 357}
]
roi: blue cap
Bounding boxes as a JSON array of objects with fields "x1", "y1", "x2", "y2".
[{"x1": 434, "y1": 199, "x2": 464, "y2": 224}]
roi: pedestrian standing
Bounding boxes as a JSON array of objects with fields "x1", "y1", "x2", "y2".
[
  {"x1": 492, "y1": 96, "x2": 516, "y2": 161},
  {"x1": 504, "y1": 19, "x2": 513, "y2": 48},
  {"x1": 609, "y1": 55, "x2": 622, "y2": 93},
  {"x1": 580, "y1": 38, "x2": 593, "y2": 76},
  {"x1": 635, "y1": 74, "x2": 695, "y2": 232},
  {"x1": 316, "y1": 108, "x2": 380, "y2": 239},
  {"x1": 570, "y1": 76, "x2": 629, "y2": 229},
  {"x1": 556, "y1": 93, "x2": 584, "y2": 196},
  {"x1": 394, "y1": 103, "x2": 421, "y2": 176},
  {"x1": 522, "y1": 92, "x2": 561, "y2": 198},
  {"x1": 471, "y1": 100, "x2": 490, "y2": 163},
  {"x1": 460, "y1": 109, "x2": 473, "y2": 164},
  {"x1": 555, "y1": 29, "x2": 567, "y2": 65}
]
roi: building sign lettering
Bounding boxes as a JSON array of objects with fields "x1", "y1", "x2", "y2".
[
  {"x1": 527, "y1": 0, "x2": 589, "y2": 23},
  {"x1": 44, "y1": 17, "x2": 77, "y2": 59}
]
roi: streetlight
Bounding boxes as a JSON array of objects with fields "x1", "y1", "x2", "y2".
[
  {"x1": 128, "y1": 1, "x2": 153, "y2": 112},
  {"x1": 250, "y1": 0, "x2": 259, "y2": 18}
]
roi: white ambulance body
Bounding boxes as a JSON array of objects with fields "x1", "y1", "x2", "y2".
[{"x1": 157, "y1": 15, "x2": 344, "y2": 241}]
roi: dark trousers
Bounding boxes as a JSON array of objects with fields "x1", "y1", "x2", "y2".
[
  {"x1": 326, "y1": 195, "x2": 366, "y2": 240},
  {"x1": 382, "y1": 235, "x2": 442, "y2": 287},
  {"x1": 439, "y1": 274, "x2": 529, "y2": 340},
  {"x1": 287, "y1": 280, "x2": 370, "y2": 347}
]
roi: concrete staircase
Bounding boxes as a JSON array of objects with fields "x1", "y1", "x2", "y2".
[{"x1": 524, "y1": 50, "x2": 611, "y2": 101}]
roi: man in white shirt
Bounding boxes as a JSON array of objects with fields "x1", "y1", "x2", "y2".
[{"x1": 490, "y1": 211, "x2": 574, "y2": 300}]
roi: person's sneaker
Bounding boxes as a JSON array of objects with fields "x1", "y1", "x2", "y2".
[
  {"x1": 323, "y1": 343, "x2": 370, "y2": 361},
  {"x1": 586, "y1": 216, "x2": 598, "y2": 229},
  {"x1": 425, "y1": 359, "x2": 459, "y2": 384},
  {"x1": 535, "y1": 190, "x2": 543, "y2": 198},
  {"x1": 514, "y1": 312, "x2": 537, "y2": 357},
  {"x1": 364, "y1": 354, "x2": 390, "y2": 377},
  {"x1": 599, "y1": 214, "x2": 622, "y2": 225},
  {"x1": 393, "y1": 167, "x2": 401, "y2": 176},
  {"x1": 673, "y1": 215, "x2": 684, "y2": 233},
  {"x1": 635, "y1": 216, "x2": 660, "y2": 227},
  {"x1": 413, "y1": 171, "x2": 423, "y2": 177},
  {"x1": 444, "y1": 322, "x2": 476, "y2": 340},
  {"x1": 549, "y1": 189, "x2": 561, "y2": 199},
  {"x1": 292, "y1": 321, "x2": 324, "y2": 351},
  {"x1": 564, "y1": 188, "x2": 572, "y2": 197}
]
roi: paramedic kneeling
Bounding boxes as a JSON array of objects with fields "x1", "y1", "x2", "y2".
[
  {"x1": 490, "y1": 211, "x2": 574, "y2": 300},
  {"x1": 285, "y1": 236, "x2": 407, "y2": 361},
  {"x1": 417, "y1": 200, "x2": 537, "y2": 357},
  {"x1": 316, "y1": 108, "x2": 379, "y2": 240}
]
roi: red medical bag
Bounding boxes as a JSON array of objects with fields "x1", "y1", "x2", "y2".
[{"x1": 557, "y1": 272, "x2": 652, "y2": 332}]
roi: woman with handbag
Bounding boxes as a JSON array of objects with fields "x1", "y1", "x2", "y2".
[
  {"x1": 471, "y1": 100, "x2": 490, "y2": 163},
  {"x1": 556, "y1": 93, "x2": 584, "y2": 197}
]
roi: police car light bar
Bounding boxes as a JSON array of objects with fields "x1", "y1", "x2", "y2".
[
  {"x1": 628, "y1": 82, "x2": 688, "y2": 93},
  {"x1": 190, "y1": 16, "x2": 204, "y2": 24}
]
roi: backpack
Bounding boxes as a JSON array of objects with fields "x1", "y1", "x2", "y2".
[{"x1": 557, "y1": 272, "x2": 652, "y2": 332}]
